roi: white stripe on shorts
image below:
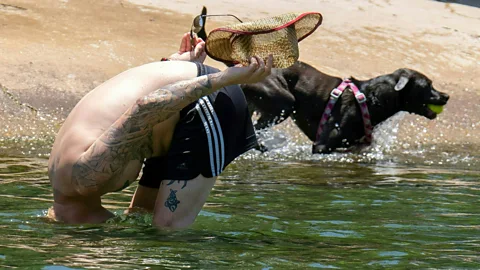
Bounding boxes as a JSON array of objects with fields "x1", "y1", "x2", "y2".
[
  {"x1": 201, "y1": 96, "x2": 225, "y2": 172},
  {"x1": 198, "y1": 98, "x2": 222, "y2": 176},
  {"x1": 195, "y1": 103, "x2": 216, "y2": 177}
]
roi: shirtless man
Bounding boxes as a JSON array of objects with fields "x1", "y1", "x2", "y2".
[{"x1": 47, "y1": 33, "x2": 273, "y2": 228}]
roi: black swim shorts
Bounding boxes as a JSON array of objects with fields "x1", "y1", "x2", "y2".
[{"x1": 138, "y1": 63, "x2": 257, "y2": 188}]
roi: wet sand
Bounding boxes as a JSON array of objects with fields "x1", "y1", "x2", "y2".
[{"x1": 1, "y1": 0, "x2": 479, "y2": 152}]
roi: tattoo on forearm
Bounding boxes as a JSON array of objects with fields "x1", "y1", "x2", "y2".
[
  {"x1": 165, "y1": 189, "x2": 180, "y2": 212},
  {"x1": 72, "y1": 75, "x2": 214, "y2": 191}
]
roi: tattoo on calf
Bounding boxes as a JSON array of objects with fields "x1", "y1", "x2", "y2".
[{"x1": 165, "y1": 189, "x2": 181, "y2": 212}]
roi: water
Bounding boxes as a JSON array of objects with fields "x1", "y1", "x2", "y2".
[
  {"x1": 1, "y1": 82, "x2": 480, "y2": 269},
  {"x1": 0, "y1": 120, "x2": 479, "y2": 269},
  {"x1": 1, "y1": 74, "x2": 480, "y2": 270}
]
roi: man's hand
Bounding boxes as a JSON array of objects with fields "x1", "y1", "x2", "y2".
[
  {"x1": 168, "y1": 33, "x2": 207, "y2": 63},
  {"x1": 219, "y1": 55, "x2": 273, "y2": 86}
]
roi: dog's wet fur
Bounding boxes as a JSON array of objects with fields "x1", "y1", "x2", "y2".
[{"x1": 197, "y1": 7, "x2": 450, "y2": 154}]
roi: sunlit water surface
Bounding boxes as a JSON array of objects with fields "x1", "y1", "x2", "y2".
[
  {"x1": 1, "y1": 121, "x2": 479, "y2": 269},
  {"x1": 1, "y1": 85, "x2": 480, "y2": 269}
]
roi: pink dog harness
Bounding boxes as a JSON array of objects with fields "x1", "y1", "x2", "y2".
[{"x1": 315, "y1": 79, "x2": 373, "y2": 144}]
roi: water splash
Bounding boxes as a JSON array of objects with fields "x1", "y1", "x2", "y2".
[
  {"x1": 0, "y1": 84, "x2": 72, "y2": 158},
  {"x1": 243, "y1": 111, "x2": 479, "y2": 169},
  {"x1": 1, "y1": 82, "x2": 478, "y2": 169}
]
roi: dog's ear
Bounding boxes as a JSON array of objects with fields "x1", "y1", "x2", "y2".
[{"x1": 394, "y1": 76, "x2": 409, "y2": 91}]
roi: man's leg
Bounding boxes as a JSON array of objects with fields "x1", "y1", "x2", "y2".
[
  {"x1": 152, "y1": 176, "x2": 217, "y2": 229},
  {"x1": 52, "y1": 190, "x2": 115, "y2": 223}
]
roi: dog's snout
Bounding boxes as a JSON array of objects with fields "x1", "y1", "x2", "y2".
[{"x1": 431, "y1": 88, "x2": 450, "y2": 105}]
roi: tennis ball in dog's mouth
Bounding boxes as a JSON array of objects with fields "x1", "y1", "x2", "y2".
[{"x1": 427, "y1": 104, "x2": 444, "y2": 114}]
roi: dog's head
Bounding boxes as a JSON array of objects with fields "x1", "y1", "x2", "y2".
[{"x1": 390, "y1": 68, "x2": 449, "y2": 119}]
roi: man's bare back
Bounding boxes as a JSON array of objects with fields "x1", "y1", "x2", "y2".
[{"x1": 48, "y1": 61, "x2": 198, "y2": 196}]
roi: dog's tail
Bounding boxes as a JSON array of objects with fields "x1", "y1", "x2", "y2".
[{"x1": 197, "y1": 6, "x2": 208, "y2": 41}]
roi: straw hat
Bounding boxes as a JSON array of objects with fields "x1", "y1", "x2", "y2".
[{"x1": 205, "y1": 12, "x2": 322, "y2": 68}]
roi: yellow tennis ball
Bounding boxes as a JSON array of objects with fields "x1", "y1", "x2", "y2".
[{"x1": 427, "y1": 104, "x2": 444, "y2": 114}]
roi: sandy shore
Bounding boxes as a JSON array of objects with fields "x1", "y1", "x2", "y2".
[{"x1": 0, "y1": 0, "x2": 479, "y2": 151}]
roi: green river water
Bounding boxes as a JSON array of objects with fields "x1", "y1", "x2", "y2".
[{"x1": 0, "y1": 133, "x2": 479, "y2": 269}]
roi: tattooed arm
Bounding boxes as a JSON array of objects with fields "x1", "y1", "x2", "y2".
[
  {"x1": 71, "y1": 74, "x2": 218, "y2": 195},
  {"x1": 71, "y1": 55, "x2": 273, "y2": 195}
]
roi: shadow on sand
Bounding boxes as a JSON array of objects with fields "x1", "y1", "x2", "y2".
[{"x1": 433, "y1": 0, "x2": 480, "y2": 8}]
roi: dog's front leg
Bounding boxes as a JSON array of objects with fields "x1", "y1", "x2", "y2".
[
  {"x1": 312, "y1": 141, "x2": 331, "y2": 154},
  {"x1": 312, "y1": 117, "x2": 354, "y2": 154},
  {"x1": 312, "y1": 122, "x2": 341, "y2": 154}
]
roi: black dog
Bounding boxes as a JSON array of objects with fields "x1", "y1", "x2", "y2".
[
  {"x1": 196, "y1": 8, "x2": 450, "y2": 154},
  {"x1": 241, "y1": 63, "x2": 449, "y2": 153}
]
